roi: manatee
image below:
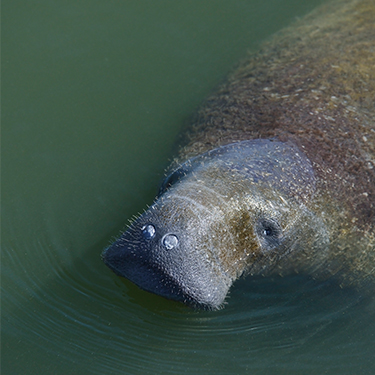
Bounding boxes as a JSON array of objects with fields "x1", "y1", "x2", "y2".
[{"x1": 102, "y1": 0, "x2": 375, "y2": 309}]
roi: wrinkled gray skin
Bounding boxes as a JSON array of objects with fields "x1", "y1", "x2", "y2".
[{"x1": 103, "y1": 140, "x2": 329, "y2": 309}]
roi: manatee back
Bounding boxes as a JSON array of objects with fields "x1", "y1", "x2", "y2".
[
  {"x1": 177, "y1": 0, "x2": 375, "y2": 285},
  {"x1": 178, "y1": 0, "x2": 375, "y2": 226}
]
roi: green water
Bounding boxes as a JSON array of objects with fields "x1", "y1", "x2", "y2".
[{"x1": 2, "y1": 0, "x2": 375, "y2": 374}]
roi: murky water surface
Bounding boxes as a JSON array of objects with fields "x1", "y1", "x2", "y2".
[{"x1": 3, "y1": 1, "x2": 374, "y2": 374}]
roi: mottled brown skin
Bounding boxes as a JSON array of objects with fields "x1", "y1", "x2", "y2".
[{"x1": 176, "y1": 0, "x2": 375, "y2": 287}]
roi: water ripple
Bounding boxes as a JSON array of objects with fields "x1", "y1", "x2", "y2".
[{"x1": 3, "y1": 225, "x2": 375, "y2": 375}]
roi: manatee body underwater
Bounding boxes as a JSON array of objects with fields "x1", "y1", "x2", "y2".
[{"x1": 103, "y1": 0, "x2": 375, "y2": 309}]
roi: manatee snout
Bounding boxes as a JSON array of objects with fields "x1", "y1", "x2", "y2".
[{"x1": 102, "y1": 183, "x2": 233, "y2": 309}]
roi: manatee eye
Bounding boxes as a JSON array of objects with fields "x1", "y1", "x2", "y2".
[{"x1": 256, "y1": 218, "x2": 282, "y2": 249}]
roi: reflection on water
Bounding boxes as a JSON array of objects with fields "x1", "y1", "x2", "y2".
[
  {"x1": 4, "y1": 234, "x2": 374, "y2": 374},
  {"x1": 2, "y1": 0, "x2": 375, "y2": 374}
]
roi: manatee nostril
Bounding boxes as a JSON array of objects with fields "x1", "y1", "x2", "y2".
[
  {"x1": 162, "y1": 234, "x2": 179, "y2": 250},
  {"x1": 141, "y1": 224, "x2": 156, "y2": 240}
]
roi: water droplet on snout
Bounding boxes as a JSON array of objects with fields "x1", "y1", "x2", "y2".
[
  {"x1": 162, "y1": 234, "x2": 179, "y2": 250},
  {"x1": 141, "y1": 224, "x2": 156, "y2": 239}
]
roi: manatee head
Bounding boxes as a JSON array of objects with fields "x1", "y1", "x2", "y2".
[{"x1": 102, "y1": 139, "x2": 329, "y2": 309}]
